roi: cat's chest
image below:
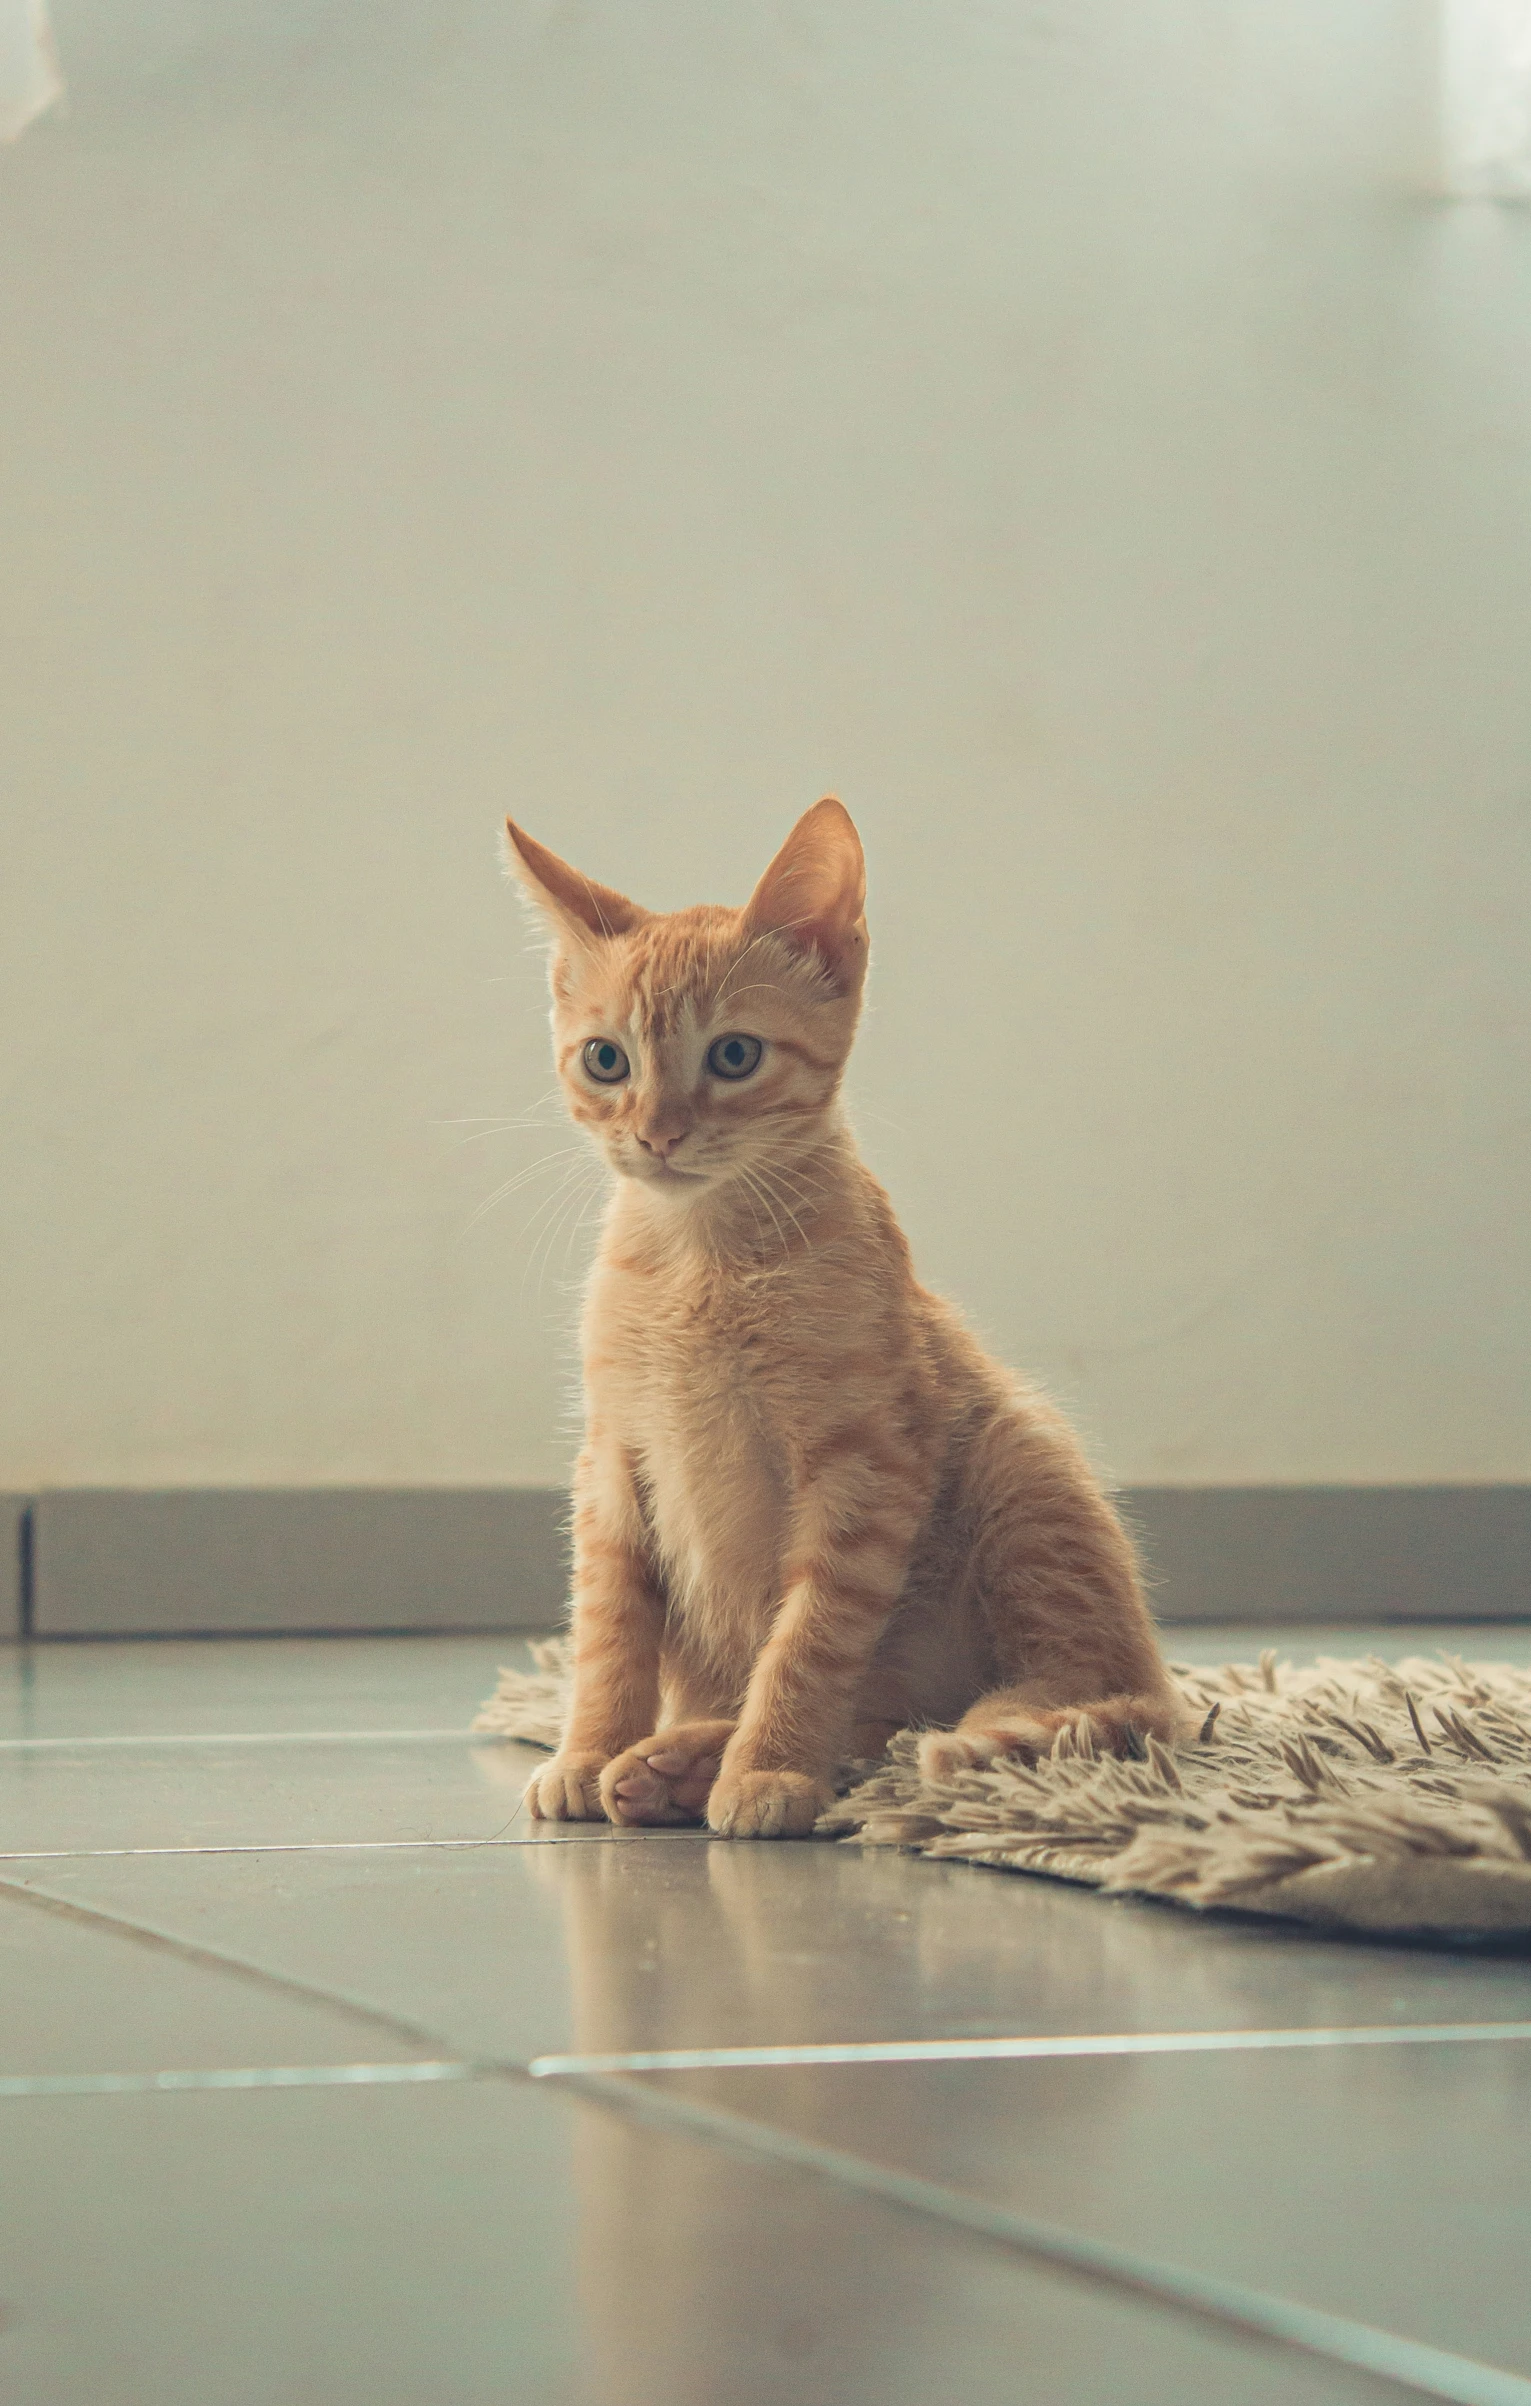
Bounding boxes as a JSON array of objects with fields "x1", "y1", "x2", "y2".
[
  {"x1": 599, "y1": 1260, "x2": 778, "y2": 1423},
  {"x1": 595, "y1": 1266, "x2": 788, "y2": 1607}
]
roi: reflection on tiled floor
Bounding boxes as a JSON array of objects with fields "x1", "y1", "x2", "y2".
[
  {"x1": 636, "y1": 2044, "x2": 1531, "y2": 2377},
  {"x1": 2, "y1": 1627, "x2": 1530, "y2": 2404}
]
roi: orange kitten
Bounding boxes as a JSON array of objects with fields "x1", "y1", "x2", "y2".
[{"x1": 508, "y1": 798, "x2": 1189, "y2": 1839}]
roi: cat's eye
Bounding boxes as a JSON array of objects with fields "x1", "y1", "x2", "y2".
[
  {"x1": 707, "y1": 1034, "x2": 763, "y2": 1081},
  {"x1": 582, "y1": 1038, "x2": 630, "y2": 1084}
]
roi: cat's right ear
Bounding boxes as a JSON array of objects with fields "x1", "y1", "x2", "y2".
[
  {"x1": 503, "y1": 820, "x2": 650, "y2": 953},
  {"x1": 743, "y1": 797, "x2": 867, "y2": 993}
]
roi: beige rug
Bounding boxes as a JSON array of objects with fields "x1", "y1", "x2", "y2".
[{"x1": 475, "y1": 1640, "x2": 1531, "y2": 1940}]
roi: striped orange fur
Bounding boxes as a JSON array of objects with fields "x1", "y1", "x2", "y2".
[{"x1": 509, "y1": 799, "x2": 1189, "y2": 1839}]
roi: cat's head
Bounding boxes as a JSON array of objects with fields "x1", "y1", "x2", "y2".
[{"x1": 504, "y1": 798, "x2": 867, "y2": 1200}]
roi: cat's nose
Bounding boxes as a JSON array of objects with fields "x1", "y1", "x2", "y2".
[{"x1": 636, "y1": 1120, "x2": 690, "y2": 1160}]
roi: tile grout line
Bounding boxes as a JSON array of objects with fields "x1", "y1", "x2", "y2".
[
  {"x1": 0, "y1": 2062, "x2": 483, "y2": 2099},
  {"x1": 0, "y1": 1871, "x2": 473, "y2": 2062},
  {"x1": 0, "y1": 1729, "x2": 518, "y2": 1750},
  {"x1": 3, "y1": 1869, "x2": 1528, "y2": 2406},
  {"x1": 552, "y1": 2069, "x2": 1531, "y2": 2406},
  {"x1": 526, "y1": 2023, "x2": 1531, "y2": 2075},
  {"x1": 0, "y1": 1834, "x2": 658, "y2": 1861},
  {"x1": 10, "y1": 2024, "x2": 1531, "y2": 2101}
]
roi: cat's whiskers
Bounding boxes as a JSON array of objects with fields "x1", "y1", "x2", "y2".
[
  {"x1": 734, "y1": 1163, "x2": 796, "y2": 1259},
  {"x1": 537, "y1": 1163, "x2": 607, "y2": 1307},
  {"x1": 517, "y1": 1160, "x2": 603, "y2": 1303},
  {"x1": 734, "y1": 1140, "x2": 831, "y2": 1221},
  {"x1": 848, "y1": 1101, "x2": 910, "y2": 1139},
  {"x1": 451, "y1": 1116, "x2": 566, "y2": 1146},
  {"x1": 755, "y1": 1150, "x2": 828, "y2": 1204},
  {"x1": 513, "y1": 1161, "x2": 590, "y2": 1246},
  {"x1": 557, "y1": 1166, "x2": 612, "y2": 1287},
  {"x1": 467, "y1": 1146, "x2": 589, "y2": 1228},
  {"x1": 739, "y1": 1146, "x2": 823, "y2": 1210},
  {"x1": 712, "y1": 932, "x2": 774, "y2": 1010},
  {"x1": 725, "y1": 1168, "x2": 773, "y2": 1261},
  {"x1": 701, "y1": 982, "x2": 787, "y2": 1013},
  {"x1": 732, "y1": 1169, "x2": 782, "y2": 1256},
  {"x1": 748, "y1": 1162, "x2": 813, "y2": 1251},
  {"x1": 441, "y1": 1086, "x2": 564, "y2": 1135}
]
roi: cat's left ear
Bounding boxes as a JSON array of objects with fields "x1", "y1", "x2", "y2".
[
  {"x1": 743, "y1": 797, "x2": 867, "y2": 993},
  {"x1": 503, "y1": 820, "x2": 650, "y2": 952}
]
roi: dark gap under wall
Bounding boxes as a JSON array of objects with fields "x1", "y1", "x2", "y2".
[
  {"x1": 17, "y1": 1503, "x2": 33, "y2": 1640},
  {"x1": 1, "y1": 1486, "x2": 1526, "y2": 1639}
]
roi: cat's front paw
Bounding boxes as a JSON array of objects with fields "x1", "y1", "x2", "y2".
[
  {"x1": 600, "y1": 1721, "x2": 735, "y2": 1827},
  {"x1": 707, "y1": 1768, "x2": 833, "y2": 1840},
  {"x1": 525, "y1": 1753, "x2": 610, "y2": 1821}
]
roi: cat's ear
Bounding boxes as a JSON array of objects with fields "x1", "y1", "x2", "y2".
[
  {"x1": 503, "y1": 820, "x2": 650, "y2": 951},
  {"x1": 743, "y1": 797, "x2": 867, "y2": 990}
]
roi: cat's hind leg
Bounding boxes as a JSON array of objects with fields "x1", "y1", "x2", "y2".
[
  {"x1": 599, "y1": 1720, "x2": 737, "y2": 1827},
  {"x1": 916, "y1": 1401, "x2": 1191, "y2": 1783},
  {"x1": 916, "y1": 1684, "x2": 1187, "y2": 1781}
]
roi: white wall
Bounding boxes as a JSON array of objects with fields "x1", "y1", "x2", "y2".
[{"x1": 2, "y1": 0, "x2": 1528, "y2": 1490}]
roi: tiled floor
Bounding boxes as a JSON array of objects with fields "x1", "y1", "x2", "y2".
[{"x1": 2, "y1": 1627, "x2": 1529, "y2": 2405}]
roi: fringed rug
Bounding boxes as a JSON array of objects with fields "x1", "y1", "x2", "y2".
[{"x1": 475, "y1": 1640, "x2": 1531, "y2": 1941}]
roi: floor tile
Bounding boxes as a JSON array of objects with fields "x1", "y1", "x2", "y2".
[
  {"x1": 0, "y1": 1633, "x2": 526, "y2": 1741},
  {"x1": 0, "y1": 1731, "x2": 619, "y2": 1855},
  {"x1": 632, "y1": 2040, "x2": 1531, "y2": 2380},
  {"x1": 5, "y1": 1628, "x2": 1527, "y2": 2405},
  {"x1": 0, "y1": 2074, "x2": 1371, "y2": 2406},
  {"x1": 0, "y1": 1884, "x2": 430, "y2": 2077},
  {"x1": 1165, "y1": 1622, "x2": 1531, "y2": 1669},
  {"x1": 19, "y1": 1825, "x2": 1531, "y2": 2073}
]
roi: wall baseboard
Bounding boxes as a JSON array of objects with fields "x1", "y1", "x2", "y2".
[
  {"x1": 1125, "y1": 1485, "x2": 1531, "y2": 1625},
  {"x1": 3, "y1": 1496, "x2": 30, "y2": 1640},
  {"x1": 18, "y1": 1488, "x2": 567, "y2": 1639},
  {"x1": 2, "y1": 1484, "x2": 1526, "y2": 1640}
]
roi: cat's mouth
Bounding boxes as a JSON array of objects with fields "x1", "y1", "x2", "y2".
[{"x1": 625, "y1": 1154, "x2": 708, "y2": 1187}]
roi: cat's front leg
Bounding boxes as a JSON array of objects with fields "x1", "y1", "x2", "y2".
[
  {"x1": 707, "y1": 1445, "x2": 932, "y2": 1839},
  {"x1": 525, "y1": 1443, "x2": 665, "y2": 1822}
]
